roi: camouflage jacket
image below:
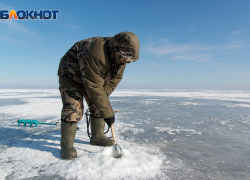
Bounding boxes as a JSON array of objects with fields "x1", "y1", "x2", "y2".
[{"x1": 58, "y1": 32, "x2": 140, "y2": 119}]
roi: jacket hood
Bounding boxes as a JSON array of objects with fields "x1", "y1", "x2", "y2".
[{"x1": 108, "y1": 31, "x2": 140, "y2": 65}]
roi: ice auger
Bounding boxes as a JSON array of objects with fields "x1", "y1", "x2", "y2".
[{"x1": 17, "y1": 119, "x2": 59, "y2": 127}]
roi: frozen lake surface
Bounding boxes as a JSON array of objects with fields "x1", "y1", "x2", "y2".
[{"x1": 0, "y1": 89, "x2": 250, "y2": 180}]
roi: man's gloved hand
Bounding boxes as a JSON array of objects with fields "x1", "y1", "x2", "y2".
[{"x1": 104, "y1": 115, "x2": 115, "y2": 127}]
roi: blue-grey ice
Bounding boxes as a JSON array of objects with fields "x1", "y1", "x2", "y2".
[{"x1": 0, "y1": 89, "x2": 250, "y2": 179}]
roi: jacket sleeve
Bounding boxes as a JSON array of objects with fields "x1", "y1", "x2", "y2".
[
  {"x1": 104, "y1": 64, "x2": 126, "y2": 96},
  {"x1": 83, "y1": 55, "x2": 114, "y2": 119}
]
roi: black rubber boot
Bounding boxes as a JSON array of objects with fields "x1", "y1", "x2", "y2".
[
  {"x1": 60, "y1": 121, "x2": 77, "y2": 160},
  {"x1": 90, "y1": 116, "x2": 114, "y2": 146}
]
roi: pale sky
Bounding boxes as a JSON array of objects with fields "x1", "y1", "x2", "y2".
[{"x1": 0, "y1": 0, "x2": 249, "y2": 89}]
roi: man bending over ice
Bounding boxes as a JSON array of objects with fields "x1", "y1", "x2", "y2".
[{"x1": 57, "y1": 32, "x2": 140, "y2": 159}]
